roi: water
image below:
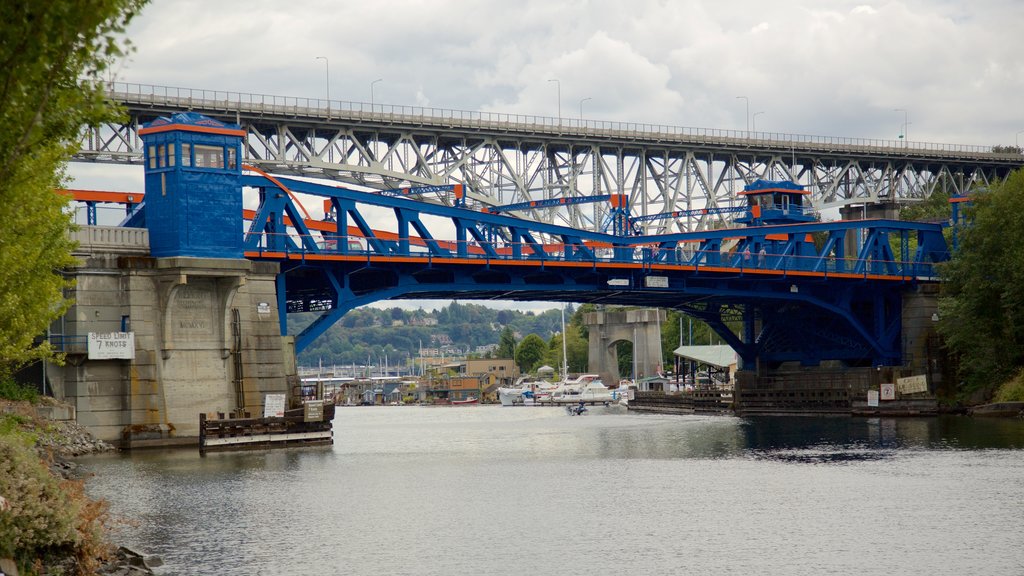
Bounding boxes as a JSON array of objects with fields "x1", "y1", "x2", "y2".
[{"x1": 80, "y1": 408, "x2": 1024, "y2": 576}]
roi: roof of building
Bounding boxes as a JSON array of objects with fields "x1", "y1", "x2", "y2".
[{"x1": 671, "y1": 345, "x2": 737, "y2": 368}]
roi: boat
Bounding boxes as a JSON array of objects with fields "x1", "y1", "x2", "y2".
[
  {"x1": 497, "y1": 377, "x2": 555, "y2": 406},
  {"x1": 451, "y1": 397, "x2": 479, "y2": 405},
  {"x1": 541, "y1": 375, "x2": 621, "y2": 405}
]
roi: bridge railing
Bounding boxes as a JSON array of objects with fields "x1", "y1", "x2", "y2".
[
  {"x1": 108, "y1": 82, "x2": 1010, "y2": 158},
  {"x1": 246, "y1": 231, "x2": 938, "y2": 280}
]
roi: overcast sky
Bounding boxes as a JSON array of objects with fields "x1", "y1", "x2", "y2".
[
  {"x1": 105, "y1": 0, "x2": 1023, "y2": 144},
  {"x1": 71, "y1": 0, "x2": 1024, "y2": 311}
]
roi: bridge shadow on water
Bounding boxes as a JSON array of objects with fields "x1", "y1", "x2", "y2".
[{"x1": 739, "y1": 415, "x2": 1024, "y2": 464}]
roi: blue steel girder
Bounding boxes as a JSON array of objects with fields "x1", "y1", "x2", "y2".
[
  {"x1": 276, "y1": 253, "x2": 911, "y2": 366},
  {"x1": 240, "y1": 170, "x2": 945, "y2": 364},
  {"x1": 242, "y1": 172, "x2": 949, "y2": 278}
]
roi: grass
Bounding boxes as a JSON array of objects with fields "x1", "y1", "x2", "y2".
[
  {"x1": 0, "y1": 376, "x2": 40, "y2": 403},
  {"x1": 993, "y1": 369, "x2": 1024, "y2": 403}
]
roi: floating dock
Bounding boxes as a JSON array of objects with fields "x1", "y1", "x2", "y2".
[{"x1": 199, "y1": 404, "x2": 334, "y2": 454}]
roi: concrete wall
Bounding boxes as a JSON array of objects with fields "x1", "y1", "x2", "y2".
[
  {"x1": 47, "y1": 228, "x2": 291, "y2": 447},
  {"x1": 901, "y1": 284, "x2": 941, "y2": 391},
  {"x1": 583, "y1": 308, "x2": 666, "y2": 385}
]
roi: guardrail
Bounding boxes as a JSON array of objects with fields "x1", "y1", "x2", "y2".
[
  {"x1": 107, "y1": 82, "x2": 1017, "y2": 159},
  {"x1": 246, "y1": 231, "x2": 940, "y2": 280}
]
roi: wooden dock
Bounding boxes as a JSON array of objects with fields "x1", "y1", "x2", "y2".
[
  {"x1": 199, "y1": 404, "x2": 334, "y2": 454},
  {"x1": 627, "y1": 390, "x2": 734, "y2": 415}
]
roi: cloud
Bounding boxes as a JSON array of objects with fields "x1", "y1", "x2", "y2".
[{"x1": 110, "y1": 0, "x2": 1023, "y2": 145}]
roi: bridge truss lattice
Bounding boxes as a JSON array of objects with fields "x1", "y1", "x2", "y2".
[{"x1": 77, "y1": 83, "x2": 1022, "y2": 233}]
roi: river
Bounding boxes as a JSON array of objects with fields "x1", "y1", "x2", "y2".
[{"x1": 80, "y1": 407, "x2": 1024, "y2": 576}]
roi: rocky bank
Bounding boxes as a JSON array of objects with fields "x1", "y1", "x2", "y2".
[{"x1": 0, "y1": 399, "x2": 162, "y2": 576}]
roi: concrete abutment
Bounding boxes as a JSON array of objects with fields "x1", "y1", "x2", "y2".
[{"x1": 46, "y1": 232, "x2": 292, "y2": 448}]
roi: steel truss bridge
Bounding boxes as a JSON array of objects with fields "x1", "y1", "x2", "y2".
[
  {"x1": 237, "y1": 170, "x2": 947, "y2": 369},
  {"x1": 78, "y1": 83, "x2": 1022, "y2": 234}
]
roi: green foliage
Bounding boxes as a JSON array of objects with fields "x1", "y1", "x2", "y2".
[
  {"x1": 0, "y1": 376, "x2": 40, "y2": 403},
  {"x1": 496, "y1": 326, "x2": 516, "y2": 359},
  {"x1": 938, "y1": 168, "x2": 1024, "y2": 397},
  {"x1": 0, "y1": 430, "x2": 112, "y2": 576},
  {"x1": 0, "y1": 413, "x2": 34, "y2": 442},
  {"x1": 0, "y1": 0, "x2": 147, "y2": 377},
  {"x1": 542, "y1": 322, "x2": 587, "y2": 374},
  {"x1": 616, "y1": 340, "x2": 633, "y2": 378},
  {"x1": 993, "y1": 369, "x2": 1024, "y2": 402},
  {"x1": 900, "y1": 186, "x2": 952, "y2": 223},
  {"x1": 514, "y1": 334, "x2": 547, "y2": 372},
  {"x1": 992, "y1": 144, "x2": 1022, "y2": 155},
  {"x1": 0, "y1": 435, "x2": 77, "y2": 571},
  {"x1": 293, "y1": 303, "x2": 563, "y2": 367}
]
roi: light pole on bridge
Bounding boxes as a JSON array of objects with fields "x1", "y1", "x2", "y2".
[
  {"x1": 736, "y1": 95, "x2": 749, "y2": 136},
  {"x1": 548, "y1": 78, "x2": 561, "y2": 122},
  {"x1": 315, "y1": 56, "x2": 330, "y2": 110},
  {"x1": 1015, "y1": 129, "x2": 1024, "y2": 149},
  {"x1": 894, "y1": 108, "x2": 909, "y2": 147},
  {"x1": 752, "y1": 111, "x2": 764, "y2": 133},
  {"x1": 370, "y1": 78, "x2": 383, "y2": 111},
  {"x1": 579, "y1": 97, "x2": 592, "y2": 121}
]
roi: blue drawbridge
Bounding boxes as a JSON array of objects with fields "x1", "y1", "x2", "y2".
[{"x1": 93, "y1": 112, "x2": 952, "y2": 372}]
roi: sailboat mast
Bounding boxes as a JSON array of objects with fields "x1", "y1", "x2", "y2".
[{"x1": 561, "y1": 304, "x2": 568, "y2": 381}]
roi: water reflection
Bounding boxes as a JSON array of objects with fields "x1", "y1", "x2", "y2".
[
  {"x1": 740, "y1": 415, "x2": 1024, "y2": 452},
  {"x1": 79, "y1": 409, "x2": 1024, "y2": 576}
]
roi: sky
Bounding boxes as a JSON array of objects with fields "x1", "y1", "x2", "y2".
[{"x1": 69, "y1": 0, "x2": 1024, "y2": 311}]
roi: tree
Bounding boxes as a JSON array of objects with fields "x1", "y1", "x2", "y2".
[
  {"x1": 496, "y1": 326, "x2": 516, "y2": 359},
  {"x1": 0, "y1": 1, "x2": 146, "y2": 379},
  {"x1": 938, "y1": 168, "x2": 1024, "y2": 398},
  {"x1": 544, "y1": 323, "x2": 588, "y2": 374},
  {"x1": 514, "y1": 334, "x2": 547, "y2": 373}
]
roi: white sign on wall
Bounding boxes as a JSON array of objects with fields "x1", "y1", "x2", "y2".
[
  {"x1": 257, "y1": 302, "x2": 271, "y2": 315},
  {"x1": 263, "y1": 394, "x2": 286, "y2": 418},
  {"x1": 867, "y1": 390, "x2": 880, "y2": 407},
  {"x1": 897, "y1": 375, "x2": 928, "y2": 395},
  {"x1": 87, "y1": 332, "x2": 135, "y2": 360},
  {"x1": 644, "y1": 276, "x2": 669, "y2": 288}
]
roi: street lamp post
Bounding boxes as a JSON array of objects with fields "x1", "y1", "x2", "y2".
[
  {"x1": 578, "y1": 97, "x2": 592, "y2": 121},
  {"x1": 548, "y1": 78, "x2": 561, "y2": 121},
  {"x1": 752, "y1": 111, "x2": 764, "y2": 133},
  {"x1": 315, "y1": 56, "x2": 330, "y2": 110},
  {"x1": 1015, "y1": 129, "x2": 1024, "y2": 149},
  {"x1": 736, "y1": 95, "x2": 749, "y2": 136},
  {"x1": 894, "y1": 108, "x2": 909, "y2": 146},
  {"x1": 370, "y1": 78, "x2": 383, "y2": 111}
]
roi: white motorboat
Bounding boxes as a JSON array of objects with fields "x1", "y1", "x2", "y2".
[
  {"x1": 541, "y1": 375, "x2": 623, "y2": 405},
  {"x1": 497, "y1": 377, "x2": 555, "y2": 406}
]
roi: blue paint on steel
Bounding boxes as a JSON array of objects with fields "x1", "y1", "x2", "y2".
[
  {"x1": 236, "y1": 172, "x2": 948, "y2": 368},
  {"x1": 108, "y1": 154, "x2": 952, "y2": 369},
  {"x1": 140, "y1": 112, "x2": 244, "y2": 258}
]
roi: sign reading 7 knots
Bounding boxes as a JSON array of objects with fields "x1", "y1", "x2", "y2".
[{"x1": 88, "y1": 332, "x2": 135, "y2": 360}]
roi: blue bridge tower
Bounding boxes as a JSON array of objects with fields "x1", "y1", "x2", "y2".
[{"x1": 138, "y1": 112, "x2": 245, "y2": 258}]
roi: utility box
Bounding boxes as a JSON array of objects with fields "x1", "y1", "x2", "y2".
[{"x1": 139, "y1": 112, "x2": 245, "y2": 258}]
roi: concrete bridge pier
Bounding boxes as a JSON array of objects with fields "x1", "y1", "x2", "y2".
[
  {"x1": 46, "y1": 233, "x2": 293, "y2": 447},
  {"x1": 583, "y1": 309, "x2": 666, "y2": 386},
  {"x1": 731, "y1": 284, "x2": 944, "y2": 412}
]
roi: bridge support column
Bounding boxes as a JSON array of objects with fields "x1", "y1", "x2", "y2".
[
  {"x1": 45, "y1": 248, "x2": 294, "y2": 448},
  {"x1": 583, "y1": 308, "x2": 666, "y2": 386}
]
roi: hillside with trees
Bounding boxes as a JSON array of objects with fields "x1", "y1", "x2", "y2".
[
  {"x1": 294, "y1": 300, "x2": 727, "y2": 377},
  {"x1": 292, "y1": 302, "x2": 567, "y2": 369}
]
